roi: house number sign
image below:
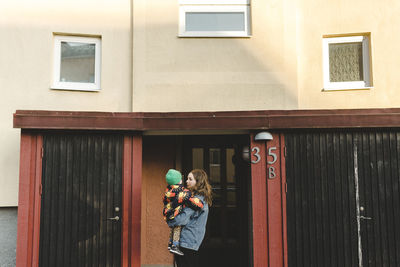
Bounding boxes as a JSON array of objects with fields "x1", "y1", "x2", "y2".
[{"x1": 251, "y1": 146, "x2": 278, "y2": 179}]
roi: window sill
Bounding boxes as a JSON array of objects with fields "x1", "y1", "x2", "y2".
[
  {"x1": 178, "y1": 34, "x2": 251, "y2": 38},
  {"x1": 51, "y1": 86, "x2": 100, "y2": 92},
  {"x1": 322, "y1": 87, "x2": 373, "y2": 92}
]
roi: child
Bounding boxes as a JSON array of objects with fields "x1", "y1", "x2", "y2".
[{"x1": 163, "y1": 169, "x2": 204, "y2": 256}]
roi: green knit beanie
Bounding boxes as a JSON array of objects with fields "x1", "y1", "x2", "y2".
[{"x1": 166, "y1": 169, "x2": 182, "y2": 185}]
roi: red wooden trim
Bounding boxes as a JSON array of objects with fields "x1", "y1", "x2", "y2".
[
  {"x1": 16, "y1": 133, "x2": 34, "y2": 267},
  {"x1": 16, "y1": 133, "x2": 42, "y2": 267},
  {"x1": 122, "y1": 136, "x2": 133, "y2": 267},
  {"x1": 122, "y1": 135, "x2": 142, "y2": 267},
  {"x1": 32, "y1": 135, "x2": 43, "y2": 267},
  {"x1": 266, "y1": 134, "x2": 283, "y2": 267},
  {"x1": 280, "y1": 134, "x2": 288, "y2": 267},
  {"x1": 250, "y1": 133, "x2": 268, "y2": 267},
  {"x1": 131, "y1": 136, "x2": 142, "y2": 267},
  {"x1": 14, "y1": 108, "x2": 400, "y2": 131}
]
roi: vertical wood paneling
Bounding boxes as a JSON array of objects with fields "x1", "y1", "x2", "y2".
[
  {"x1": 39, "y1": 133, "x2": 122, "y2": 267},
  {"x1": 286, "y1": 130, "x2": 400, "y2": 267},
  {"x1": 286, "y1": 131, "x2": 359, "y2": 267}
]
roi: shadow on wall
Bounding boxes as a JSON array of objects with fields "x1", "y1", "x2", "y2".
[
  {"x1": 0, "y1": 207, "x2": 17, "y2": 267},
  {"x1": 135, "y1": 23, "x2": 299, "y2": 111}
]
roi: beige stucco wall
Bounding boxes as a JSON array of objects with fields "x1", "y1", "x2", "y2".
[
  {"x1": 297, "y1": 0, "x2": 400, "y2": 108},
  {"x1": 0, "y1": 0, "x2": 132, "y2": 205},
  {"x1": 132, "y1": 0, "x2": 299, "y2": 112},
  {"x1": 3, "y1": 0, "x2": 400, "y2": 205},
  {"x1": 133, "y1": 0, "x2": 400, "y2": 112}
]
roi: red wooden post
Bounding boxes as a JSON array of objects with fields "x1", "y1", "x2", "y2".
[
  {"x1": 266, "y1": 133, "x2": 283, "y2": 267},
  {"x1": 16, "y1": 132, "x2": 42, "y2": 267},
  {"x1": 251, "y1": 133, "x2": 268, "y2": 267},
  {"x1": 122, "y1": 135, "x2": 142, "y2": 267},
  {"x1": 251, "y1": 132, "x2": 288, "y2": 267},
  {"x1": 131, "y1": 135, "x2": 142, "y2": 267}
]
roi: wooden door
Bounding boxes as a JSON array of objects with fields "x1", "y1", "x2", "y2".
[
  {"x1": 39, "y1": 133, "x2": 123, "y2": 267},
  {"x1": 182, "y1": 135, "x2": 251, "y2": 267},
  {"x1": 285, "y1": 130, "x2": 400, "y2": 267}
]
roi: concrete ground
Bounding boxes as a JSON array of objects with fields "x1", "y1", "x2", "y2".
[{"x1": 0, "y1": 208, "x2": 17, "y2": 267}]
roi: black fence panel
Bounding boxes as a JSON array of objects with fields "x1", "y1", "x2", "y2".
[{"x1": 39, "y1": 133, "x2": 122, "y2": 267}]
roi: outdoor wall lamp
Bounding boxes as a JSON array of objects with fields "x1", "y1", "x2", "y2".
[
  {"x1": 254, "y1": 131, "x2": 273, "y2": 141},
  {"x1": 242, "y1": 132, "x2": 274, "y2": 162}
]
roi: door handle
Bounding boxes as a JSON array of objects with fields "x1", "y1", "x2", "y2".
[
  {"x1": 359, "y1": 215, "x2": 372, "y2": 220},
  {"x1": 106, "y1": 216, "x2": 120, "y2": 221}
]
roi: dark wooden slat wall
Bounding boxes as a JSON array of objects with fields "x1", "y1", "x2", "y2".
[
  {"x1": 357, "y1": 131, "x2": 400, "y2": 267},
  {"x1": 39, "y1": 133, "x2": 123, "y2": 267},
  {"x1": 286, "y1": 130, "x2": 400, "y2": 267}
]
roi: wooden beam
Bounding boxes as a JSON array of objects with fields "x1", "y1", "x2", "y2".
[{"x1": 13, "y1": 109, "x2": 400, "y2": 131}]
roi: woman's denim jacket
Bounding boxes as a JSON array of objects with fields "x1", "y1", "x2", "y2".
[{"x1": 167, "y1": 195, "x2": 209, "y2": 251}]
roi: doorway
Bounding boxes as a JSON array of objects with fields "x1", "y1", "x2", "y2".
[{"x1": 182, "y1": 135, "x2": 252, "y2": 267}]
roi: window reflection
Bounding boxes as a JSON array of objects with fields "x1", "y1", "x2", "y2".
[
  {"x1": 192, "y1": 148, "x2": 204, "y2": 170},
  {"x1": 209, "y1": 148, "x2": 220, "y2": 184}
]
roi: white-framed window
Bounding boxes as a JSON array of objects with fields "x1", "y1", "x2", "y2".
[
  {"x1": 322, "y1": 35, "x2": 371, "y2": 90},
  {"x1": 52, "y1": 35, "x2": 101, "y2": 91},
  {"x1": 179, "y1": 0, "x2": 251, "y2": 37}
]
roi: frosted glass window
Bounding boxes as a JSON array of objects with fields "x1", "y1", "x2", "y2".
[
  {"x1": 60, "y1": 42, "x2": 96, "y2": 83},
  {"x1": 185, "y1": 12, "x2": 245, "y2": 31},
  {"x1": 329, "y1": 42, "x2": 363, "y2": 82},
  {"x1": 322, "y1": 35, "x2": 371, "y2": 90}
]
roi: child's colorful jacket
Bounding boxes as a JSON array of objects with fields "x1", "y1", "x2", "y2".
[{"x1": 163, "y1": 184, "x2": 204, "y2": 222}]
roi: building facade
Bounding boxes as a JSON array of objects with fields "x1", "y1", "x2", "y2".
[{"x1": 3, "y1": 0, "x2": 400, "y2": 266}]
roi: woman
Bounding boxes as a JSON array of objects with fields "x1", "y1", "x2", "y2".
[{"x1": 167, "y1": 169, "x2": 213, "y2": 267}]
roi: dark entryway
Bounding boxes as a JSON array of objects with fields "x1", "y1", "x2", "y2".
[
  {"x1": 286, "y1": 130, "x2": 400, "y2": 267},
  {"x1": 182, "y1": 135, "x2": 252, "y2": 267},
  {"x1": 39, "y1": 133, "x2": 123, "y2": 267}
]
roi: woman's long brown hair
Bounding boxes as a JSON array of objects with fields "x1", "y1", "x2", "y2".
[{"x1": 190, "y1": 169, "x2": 213, "y2": 206}]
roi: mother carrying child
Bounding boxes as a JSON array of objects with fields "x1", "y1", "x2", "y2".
[{"x1": 163, "y1": 169, "x2": 212, "y2": 267}]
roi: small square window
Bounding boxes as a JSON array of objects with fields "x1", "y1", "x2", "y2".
[
  {"x1": 52, "y1": 35, "x2": 101, "y2": 91},
  {"x1": 323, "y1": 35, "x2": 371, "y2": 90},
  {"x1": 179, "y1": 0, "x2": 251, "y2": 37}
]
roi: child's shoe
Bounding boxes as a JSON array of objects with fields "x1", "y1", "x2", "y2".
[{"x1": 169, "y1": 244, "x2": 184, "y2": 256}]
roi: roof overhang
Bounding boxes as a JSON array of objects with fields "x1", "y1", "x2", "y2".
[{"x1": 13, "y1": 109, "x2": 400, "y2": 131}]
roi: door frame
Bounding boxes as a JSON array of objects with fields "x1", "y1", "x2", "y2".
[{"x1": 16, "y1": 131, "x2": 142, "y2": 267}]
